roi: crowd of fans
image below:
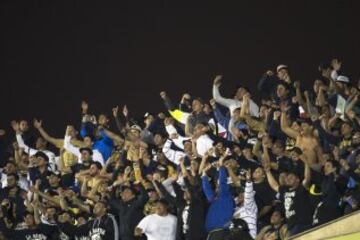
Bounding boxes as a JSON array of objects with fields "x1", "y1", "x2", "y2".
[{"x1": 0, "y1": 59, "x2": 360, "y2": 240}]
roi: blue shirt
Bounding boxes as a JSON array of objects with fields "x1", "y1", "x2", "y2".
[{"x1": 202, "y1": 166, "x2": 235, "y2": 232}]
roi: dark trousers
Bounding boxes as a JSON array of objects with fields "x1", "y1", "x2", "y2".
[{"x1": 207, "y1": 229, "x2": 225, "y2": 240}]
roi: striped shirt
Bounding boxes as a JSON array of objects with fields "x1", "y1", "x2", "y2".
[{"x1": 233, "y1": 181, "x2": 258, "y2": 239}]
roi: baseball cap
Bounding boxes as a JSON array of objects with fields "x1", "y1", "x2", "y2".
[
  {"x1": 130, "y1": 125, "x2": 142, "y2": 132},
  {"x1": 277, "y1": 64, "x2": 288, "y2": 73},
  {"x1": 336, "y1": 75, "x2": 350, "y2": 83}
]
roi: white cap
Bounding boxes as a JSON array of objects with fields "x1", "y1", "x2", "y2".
[
  {"x1": 336, "y1": 75, "x2": 349, "y2": 83},
  {"x1": 276, "y1": 64, "x2": 288, "y2": 72},
  {"x1": 130, "y1": 125, "x2": 142, "y2": 132}
]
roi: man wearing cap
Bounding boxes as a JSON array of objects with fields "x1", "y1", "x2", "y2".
[
  {"x1": 202, "y1": 151, "x2": 235, "y2": 240},
  {"x1": 276, "y1": 64, "x2": 291, "y2": 84},
  {"x1": 28, "y1": 151, "x2": 52, "y2": 191},
  {"x1": 265, "y1": 153, "x2": 312, "y2": 237},
  {"x1": 212, "y1": 75, "x2": 259, "y2": 117},
  {"x1": 64, "y1": 126, "x2": 104, "y2": 166},
  {"x1": 110, "y1": 184, "x2": 149, "y2": 240},
  {"x1": 12, "y1": 120, "x2": 57, "y2": 171}
]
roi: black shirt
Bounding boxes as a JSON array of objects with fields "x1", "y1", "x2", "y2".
[
  {"x1": 279, "y1": 185, "x2": 313, "y2": 229},
  {"x1": 0, "y1": 222, "x2": 51, "y2": 240}
]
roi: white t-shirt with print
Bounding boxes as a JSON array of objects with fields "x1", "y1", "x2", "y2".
[{"x1": 137, "y1": 213, "x2": 177, "y2": 240}]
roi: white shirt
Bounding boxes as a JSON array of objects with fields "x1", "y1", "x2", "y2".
[
  {"x1": 196, "y1": 134, "x2": 214, "y2": 157},
  {"x1": 137, "y1": 213, "x2": 177, "y2": 240},
  {"x1": 162, "y1": 139, "x2": 186, "y2": 165},
  {"x1": 233, "y1": 181, "x2": 258, "y2": 239},
  {"x1": 63, "y1": 136, "x2": 104, "y2": 166},
  {"x1": 213, "y1": 85, "x2": 259, "y2": 117},
  {"x1": 16, "y1": 134, "x2": 57, "y2": 171},
  {"x1": 0, "y1": 171, "x2": 29, "y2": 190}
]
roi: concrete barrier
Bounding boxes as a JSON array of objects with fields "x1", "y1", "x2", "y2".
[{"x1": 290, "y1": 210, "x2": 360, "y2": 240}]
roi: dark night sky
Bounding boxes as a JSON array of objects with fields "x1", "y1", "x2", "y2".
[{"x1": 1, "y1": 0, "x2": 360, "y2": 136}]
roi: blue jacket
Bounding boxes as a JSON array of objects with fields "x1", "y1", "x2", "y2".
[
  {"x1": 202, "y1": 166, "x2": 235, "y2": 232},
  {"x1": 80, "y1": 122, "x2": 113, "y2": 161}
]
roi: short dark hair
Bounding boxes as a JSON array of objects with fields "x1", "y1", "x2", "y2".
[
  {"x1": 79, "y1": 147, "x2": 93, "y2": 156},
  {"x1": 157, "y1": 199, "x2": 170, "y2": 208},
  {"x1": 34, "y1": 151, "x2": 49, "y2": 162},
  {"x1": 327, "y1": 160, "x2": 341, "y2": 174},
  {"x1": 91, "y1": 162, "x2": 103, "y2": 170}
]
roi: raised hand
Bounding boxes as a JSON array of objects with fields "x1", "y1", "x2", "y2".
[
  {"x1": 243, "y1": 92, "x2": 251, "y2": 101},
  {"x1": 202, "y1": 163, "x2": 212, "y2": 176},
  {"x1": 181, "y1": 93, "x2": 191, "y2": 103},
  {"x1": 265, "y1": 70, "x2": 274, "y2": 76},
  {"x1": 159, "y1": 91, "x2": 167, "y2": 99},
  {"x1": 123, "y1": 105, "x2": 129, "y2": 118},
  {"x1": 213, "y1": 75, "x2": 222, "y2": 87},
  {"x1": 273, "y1": 111, "x2": 281, "y2": 120},
  {"x1": 112, "y1": 106, "x2": 119, "y2": 118},
  {"x1": 280, "y1": 102, "x2": 290, "y2": 113},
  {"x1": 209, "y1": 99, "x2": 216, "y2": 108},
  {"x1": 81, "y1": 100, "x2": 89, "y2": 114},
  {"x1": 65, "y1": 125, "x2": 73, "y2": 136}
]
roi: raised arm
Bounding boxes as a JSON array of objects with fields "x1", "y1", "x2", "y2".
[
  {"x1": 218, "y1": 164, "x2": 231, "y2": 197},
  {"x1": 133, "y1": 184, "x2": 149, "y2": 208},
  {"x1": 300, "y1": 155, "x2": 311, "y2": 189},
  {"x1": 210, "y1": 99, "x2": 230, "y2": 128},
  {"x1": 293, "y1": 81, "x2": 305, "y2": 109},
  {"x1": 280, "y1": 109, "x2": 299, "y2": 139},
  {"x1": 265, "y1": 167, "x2": 279, "y2": 193},
  {"x1": 212, "y1": 75, "x2": 237, "y2": 108},
  {"x1": 33, "y1": 119, "x2": 59, "y2": 146},
  {"x1": 162, "y1": 139, "x2": 186, "y2": 165},
  {"x1": 201, "y1": 164, "x2": 215, "y2": 202},
  {"x1": 198, "y1": 149, "x2": 210, "y2": 175},
  {"x1": 112, "y1": 106, "x2": 126, "y2": 133},
  {"x1": 244, "y1": 170, "x2": 256, "y2": 209},
  {"x1": 240, "y1": 93, "x2": 251, "y2": 117},
  {"x1": 101, "y1": 127, "x2": 124, "y2": 144},
  {"x1": 63, "y1": 126, "x2": 81, "y2": 158},
  {"x1": 346, "y1": 95, "x2": 359, "y2": 115},
  {"x1": 11, "y1": 121, "x2": 35, "y2": 154}
]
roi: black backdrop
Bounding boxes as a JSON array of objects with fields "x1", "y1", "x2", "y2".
[{"x1": 1, "y1": 0, "x2": 360, "y2": 137}]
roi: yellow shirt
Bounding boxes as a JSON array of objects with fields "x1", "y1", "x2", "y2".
[{"x1": 54, "y1": 139, "x2": 84, "y2": 168}]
